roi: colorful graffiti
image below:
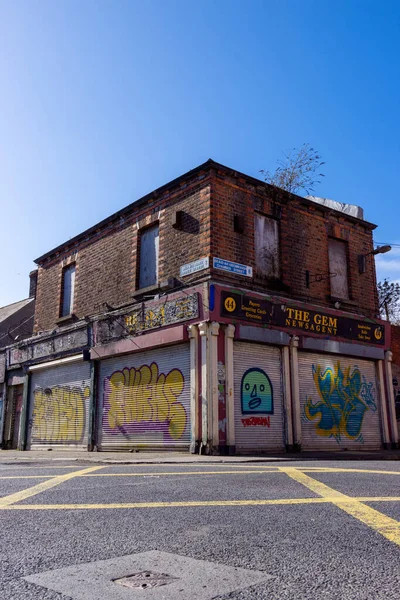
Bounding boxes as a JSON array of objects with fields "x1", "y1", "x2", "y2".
[
  {"x1": 304, "y1": 362, "x2": 377, "y2": 443},
  {"x1": 104, "y1": 363, "x2": 186, "y2": 440},
  {"x1": 32, "y1": 385, "x2": 88, "y2": 443},
  {"x1": 241, "y1": 368, "x2": 273, "y2": 414},
  {"x1": 241, "y1": 416, "x2": 271, "y2": 427}
]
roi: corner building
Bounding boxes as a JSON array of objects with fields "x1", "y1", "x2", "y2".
[{"x1": 3, "y1": 160, "x2": 398, "y2": 453}]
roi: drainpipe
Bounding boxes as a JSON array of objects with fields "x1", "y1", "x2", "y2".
[
  {"x1": 188, "y1": 324, "x2": 199, "y2": 454},
  {"x1": 0, "y1": 380, "x2": 8, "y2": 449},
  {"x1": 385, "y1": 351, "x2": 399, "y2": 447},
  {"x1": 18, "y1": 371, "x2": 30, "y2": 451},
  {"x1": 209, "y1": 322, "x2": 220, "y2": 452},
  {"x1": 377, "y1": 360, "x2": 391, "y2": 449},
  {"x1": 87, "y1": 360, "x2": 97, "y2": 451},
  {"x1": 282, "y1": 345, "x2": 293, "y2": 450},
  {"x1": 225, "y1": 324, "x2": 235, "y2": 454},
  {"x1": 198, "y1": 322, "x2": 208, "y2": 451},
  {"x1": 290, "y1": 336, "x2": 301, "y2": 450}
]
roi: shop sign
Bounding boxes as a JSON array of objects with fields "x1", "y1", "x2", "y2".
[
  {"x1": 180, "y1": 257, "x2": 209, "y2": 277},
  {"x1": 220, "y1": 291, "x2": 385, "y2": 345},
  {"x1": 124, "y1": 293, "x2": 198, "y2": 335},
  {"x1": 8, "y1": 327, "x2": 89, "y2": 366},
  {"x1": 95, "y1": 293, "x2": 199, "y2": 343}
]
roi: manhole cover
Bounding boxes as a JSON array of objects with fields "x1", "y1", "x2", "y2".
[{"x1": 114, "y1": 571, "x2": 178, "y2": 590}]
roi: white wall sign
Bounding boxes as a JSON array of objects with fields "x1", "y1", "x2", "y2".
[{"x1": 180, "y1": 257, "x2": 209, "y2": 277}]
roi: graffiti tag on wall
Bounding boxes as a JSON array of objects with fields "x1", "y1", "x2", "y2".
[
  {"x1": 241, "y1": 368, "x2": 273, "y2": 415},
  {"x1": 32, "y1": 385, "x2": 88, "y2": 443},
  {"x1": 304, "y1": 362, "x2": 377, "y2": 443},
  {"x1": 241, "y1": 416, "x2": 271, "y2": 427},
  {"x1": 104, "y1": 363, "x2": 187, "y2": 440}
]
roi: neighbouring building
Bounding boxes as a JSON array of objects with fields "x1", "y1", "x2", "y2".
[
  {"x1": 390, "y1": 324, "x2": 400, "y2": 439},
  {"x1": 0, "y1": 271, "x2": 36, "y2": 448},
  {"x1": 2, "y1": 159, "x2": 398, "y2": 453}
]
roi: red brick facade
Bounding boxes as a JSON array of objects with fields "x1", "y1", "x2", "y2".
[{"x1": 33, "y1": 161, "x2": 379, "y2": 333}]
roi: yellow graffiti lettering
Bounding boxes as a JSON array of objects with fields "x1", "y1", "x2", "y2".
[
  {"x1": 32, "y1": 385, "x2": 88, "y2": 444},
  {"x1": 105, "y1": 363, "x2": 186, "y2": 440}
]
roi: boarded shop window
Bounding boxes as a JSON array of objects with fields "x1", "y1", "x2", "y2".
[
  {"x1": 254, "y1": 214, "x2": 280, "y2": 278},
  {"x1": 328, "y1": 238, "x2": 349, "y2": 299},
  {"x1": 139, "y1": 224, "x2": 159, "y2": 289},
  {"x1": 60, "y1": 264, "x2": 76, "y2": 316}
]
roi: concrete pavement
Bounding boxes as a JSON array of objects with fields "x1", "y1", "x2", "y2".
[{"x1": 0, "y1": 448, "x2": 399, "y2": 464}]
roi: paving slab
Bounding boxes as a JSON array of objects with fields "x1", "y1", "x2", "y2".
[{"x1": 24, "y1": 550, "x2": 273, "y2": 600}]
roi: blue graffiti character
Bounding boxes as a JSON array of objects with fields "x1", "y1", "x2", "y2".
[{"x1": 241, "y1": 368, "x2": 273, "y2": 414}]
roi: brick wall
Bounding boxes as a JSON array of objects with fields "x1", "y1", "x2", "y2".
[
  {"x1": 34, "y1": 161, "x2": 379, "y2": 333},
  {"x1": 209, "y1": 169, "x2": 378, "y2": 317},
  {"x1": 34, "y1": 177, "x2": 211, "y2": 332}
]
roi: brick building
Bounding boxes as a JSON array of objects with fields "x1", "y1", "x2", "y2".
[{"x1": 2, "y1": 159, "x2": 398, "y2": 453}]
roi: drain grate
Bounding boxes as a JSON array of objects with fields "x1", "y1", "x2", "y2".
[{"x1": 114, "y1": 571, "x2": 179, "y2": 590}]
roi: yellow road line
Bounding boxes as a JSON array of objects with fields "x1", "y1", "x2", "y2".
[
  {"x1": 280, "y1": 467, "x2": 400, "y2": 547},
  {"x1": 0, "y1": 466, "x2": 104, "y2": 507},
  {"x1": 301, "y1": 468, "x2": 400, "y2": 476},
  {"x1": 0, "y1": 476, "x2": 53, "y2": 480},
  {"x1": 82, "y1": 470, "x2": 281, "y2": 477},
  {"x1": 0, "y1": 496, "x2": 399, "y2": 511}
]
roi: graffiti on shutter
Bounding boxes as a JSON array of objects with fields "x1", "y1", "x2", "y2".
[
  {"x1": 303, "y1": 361, "x2": 376, "y2": 443},
  {"x1": 104, "y1": 362, "x2": 187, "y2": 440}
]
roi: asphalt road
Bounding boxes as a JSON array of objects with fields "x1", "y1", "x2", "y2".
[{"x1": 0, "y1": 460, "x2": 399, "y2": 599}]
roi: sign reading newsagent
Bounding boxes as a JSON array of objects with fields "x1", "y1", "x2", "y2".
[{"x1": 220, "y1": 291, "x2": 386, "y2": 345}]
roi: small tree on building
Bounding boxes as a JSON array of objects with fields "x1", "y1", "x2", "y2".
[{"x1": 260, "y1": 143, "x2": 325, "y2": 196}]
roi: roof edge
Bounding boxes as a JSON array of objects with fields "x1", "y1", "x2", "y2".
[{"x1": 34, "y1": 158, "x2": 377, "y2": 264}]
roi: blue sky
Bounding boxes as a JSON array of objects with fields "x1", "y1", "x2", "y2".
[{"x1": 1, "y1": 0, "x2": 399, "y2": 306}]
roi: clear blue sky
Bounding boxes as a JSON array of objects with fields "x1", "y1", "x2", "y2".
[{"x1": 1, "y1": 0, "x2": 399, "y2": 307}]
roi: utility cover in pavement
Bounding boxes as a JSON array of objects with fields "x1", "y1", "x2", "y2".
[
  {"x1": 114, "y1": 571, "x2": 178, "y2": 590},
  {"x1": 23, "y1": 550, "x2": 273, "y2": 600}
]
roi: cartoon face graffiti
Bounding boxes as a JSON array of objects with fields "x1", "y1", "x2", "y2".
[{"x1": 241, "y1": 368, "x2": 273, "y2": 414}]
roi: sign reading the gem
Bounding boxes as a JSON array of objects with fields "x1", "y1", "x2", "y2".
[
  {"x1": 220, "y1": 291, "x2": 385, "y2": 345},
  {"x1": 213, "y1": 257, "x2": 253, "y2": 277}
]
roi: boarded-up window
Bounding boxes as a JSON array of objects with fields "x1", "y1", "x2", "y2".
[
  {"x1": 61, "y1": 264, "x2": 76, "y2": 316},
  {"x1": 328, "y1": 239, "x2": 349, "y2": 299},
  {"x1": 254, "y1": 214, "x2": 280, "y2": 278},
  {"x1": 139, "y1": 224, "x2": 159, "y2": 288}
]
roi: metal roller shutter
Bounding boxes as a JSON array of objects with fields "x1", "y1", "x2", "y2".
[
  {"x1": 98, "y1": 344, "x2": 190, "y2": 450},
  {"x1": 298, "y1": 352, "x2": 381, "y2": 451},
  {"x1": 28, "y1": 361, "x2": 91, "y2": 449},
  {"x1": 233, "y1": 342, "x2": 285, "y2": 452}
]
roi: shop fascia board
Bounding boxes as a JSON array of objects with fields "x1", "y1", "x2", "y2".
[
  {"x1": 300, "y1": 337, "x2": 385, "y2": 360},
  {"x1": 90, "y1": 325, "x2": 187, "y2": 360},
  {"x1": 210, "y1": 281, "x2": 387, "y2": 327}
]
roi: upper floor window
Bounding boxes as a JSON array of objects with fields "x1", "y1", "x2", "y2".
[
  {"x1": 139, "y1": 224, "x2": 159, "y2": 289},
  {"x1": 60, "y1": 264, "x2": 76, "y2": 316},
  {"x1": 254, "y1": 214, "x2": 280, "y2": 278},
  {"x1": 328, "y1": 238, "x2": 349, "y2": 299}
]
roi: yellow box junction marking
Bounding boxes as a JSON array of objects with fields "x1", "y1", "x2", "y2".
[
  {"x1": 280, "y1": 467, "x2": 400, "y2": 547},
  {"x1": 0, "y1": 466, "x2": 103, "y2": 507}
]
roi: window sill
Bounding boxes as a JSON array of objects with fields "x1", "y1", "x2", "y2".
[
  {"x1": 55, "y1": 314, "x2": 77, "y2": 326},
  {"x1": 329, "y1": 297, "x2": 358, "y2": 307},
  {"x1": 132, "y1": 284, "x2": 160, "y2": 299}
]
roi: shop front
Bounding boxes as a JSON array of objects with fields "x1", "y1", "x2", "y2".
[
  {"x1": 97, "y1": 343, "x2": 191, "y2": 451},
  {"x1": 214, "y1": 283, "x2": 392, "y2": 453},
  {"x1": 27, "y1": 358, "x2": 91, "y2": 450}
]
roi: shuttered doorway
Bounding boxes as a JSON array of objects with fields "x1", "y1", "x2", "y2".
[
  {"x1": 298, "y1": 352, "x2": 381, "y2": 451},
  {"x1": 98, "y1": 344, "x2": 190, "y2": 450},
  {"x1": 28, "y1": 361, "x2": 91, "y2": 449},
  {"x1": 233, "y1": 342, "x2": 285, "y2": 452}
]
